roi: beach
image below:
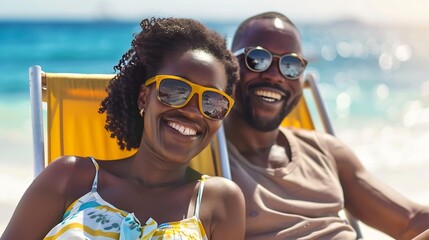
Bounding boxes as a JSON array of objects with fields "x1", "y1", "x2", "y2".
[{"x1": 1, "y1": 20, "x2": 429, "y2": 239}]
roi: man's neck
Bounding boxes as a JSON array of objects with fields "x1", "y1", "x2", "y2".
[
  {"x1": 224, "y1": 111, "x2": 291, "y2": 168},
  {"x1": 224, "y1": 112, "x2": 278, "y2": 150}
]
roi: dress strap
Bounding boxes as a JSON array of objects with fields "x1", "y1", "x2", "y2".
[
  {"x1": 88, "y1": 156, "x2": 99, "y2": 192},
  {"x1": 194, "y1": 174, "x2": 208, "y2": 219}
]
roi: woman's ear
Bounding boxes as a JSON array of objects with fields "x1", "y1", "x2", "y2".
[{"x1": 137, "y1": 84, "x2": 149, "y2": 112}]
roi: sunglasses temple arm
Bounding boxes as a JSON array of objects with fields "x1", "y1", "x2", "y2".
[{"x1": 233, "y1": 48, "x2": 246, "y2": 57}]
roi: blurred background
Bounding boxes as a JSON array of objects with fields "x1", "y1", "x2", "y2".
[{"x1": 1, "y1": 0, "x2": 429, "y2": 238}]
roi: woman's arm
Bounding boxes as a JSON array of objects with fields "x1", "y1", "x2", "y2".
[
  {"x1": 412, "y1": 228, "x2": 429, "y2": 240},
  {"x1": 1, "y1": 156, "x2": 90, "y2": 240}
]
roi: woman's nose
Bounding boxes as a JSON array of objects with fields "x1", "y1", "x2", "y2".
[{"x1": 178, "y1": 93, "x2": 203, "y2": 119}]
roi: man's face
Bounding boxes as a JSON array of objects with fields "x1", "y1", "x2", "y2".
[{"x1": 232, "y1": 18, "x2": 304, "y2": 132}]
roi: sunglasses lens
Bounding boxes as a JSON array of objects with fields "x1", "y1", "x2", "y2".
[
  {"x1": 158, "y1": 78, "x2": 191, "y2": 106},
  {"x1": 158, "y1": 77, "x2": 230, "y2": 119},
  {"x1": 245, "y1": 49, "x2": 272, "y2": 72},
  {"x1": 279, "y1": 55, "x2": 306, "y2": 79},
  {"x1": 202, "y1": 91, "x2": 231, "y2": 119}
]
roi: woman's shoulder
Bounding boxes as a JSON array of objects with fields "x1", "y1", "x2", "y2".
[
  {"x1": 41, "y1": 156, "x2": 98, "y2": 202},
  {"x1": 203, "y1": 176, "x2": 244, "y2": 201},
  {"x1": 201, "y1": 176, "x2": 245, "y2": 236},
  {"x1": 44, "y1": 156, "x2": 96, "y2": 180},
  {"x1": 48, "y1": 155, "x2": 92, "y2": 166}
]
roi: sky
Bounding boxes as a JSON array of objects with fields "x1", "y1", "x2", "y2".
[{"x1": 1, "y1": 0, "x2": 429, "y2": 25}]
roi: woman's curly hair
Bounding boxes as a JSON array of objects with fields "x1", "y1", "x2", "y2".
[{"x1": 99, "y1": 17, "x2": 239, "y2": 150}]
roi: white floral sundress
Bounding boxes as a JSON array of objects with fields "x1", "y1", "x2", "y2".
[{"x1": 43, "y1": 157, "x2": 208, "y2": 240}]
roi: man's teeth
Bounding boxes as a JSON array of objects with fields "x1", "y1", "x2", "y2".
[
  {"x1": 168, "y1": 122, "x2": 197, "y2": 136},
  {"x1": 254, "y1": 90, "x2": 282, "y2": 102}
]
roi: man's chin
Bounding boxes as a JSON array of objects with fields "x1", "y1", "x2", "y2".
[
  {"x1": 237, "y1": 93, "x2": 295, "y2": 131},
  {"x1": 246, "y1": 115, "x2": 283, "y2": 132}
]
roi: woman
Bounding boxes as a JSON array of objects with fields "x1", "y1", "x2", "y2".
[{"x1": 2, "y1": 17, "x2": 245, "y2": 239}]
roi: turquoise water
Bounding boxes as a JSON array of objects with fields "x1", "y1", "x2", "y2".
[{"x1": 0, "y1": 21, "x2": 137, "y2": 93}]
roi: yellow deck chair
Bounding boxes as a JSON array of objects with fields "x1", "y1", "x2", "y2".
[
  {"x1": 280, "y1": 73, "x2": 337, "y2": 135},
  {"x1": 29, "y1": 65, "x2": 361, "y2": 239}
]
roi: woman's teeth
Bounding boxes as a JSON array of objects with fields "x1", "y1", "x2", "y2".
[{"x1": 168, "y1": 122, "x2": 197, "y2": 136}]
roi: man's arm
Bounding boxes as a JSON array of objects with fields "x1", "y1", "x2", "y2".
[{"x1": 323, "y1": 133, "x2": 429, "y2": 239}]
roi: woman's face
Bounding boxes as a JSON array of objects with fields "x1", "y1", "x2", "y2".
[{"x1": 141, "y1": 49, "x2": 228, "y2": 164}]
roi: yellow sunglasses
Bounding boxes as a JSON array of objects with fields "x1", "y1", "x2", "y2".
[{"x1": 145, "y1": 75, "x2": 234, "y2": 120}]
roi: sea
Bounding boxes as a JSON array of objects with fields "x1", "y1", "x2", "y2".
[{"x1": 1, "y1": 19, "x2": 428, "y2": 238}]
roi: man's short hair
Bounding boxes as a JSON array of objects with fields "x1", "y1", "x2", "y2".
[{"x1": 232, "y1": 11, "x2": 297, "y2": 49}]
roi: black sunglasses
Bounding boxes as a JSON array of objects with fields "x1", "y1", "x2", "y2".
[
  {"x1": 234, "y1": 46, "x2": 308, "y2": 80},
  {"x1": 145, "y1": 75, "x2": 234, "y2": 120}
]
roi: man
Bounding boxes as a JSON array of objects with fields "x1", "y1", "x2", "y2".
[{"x1": 224, "y1": 11, "x2": 429, "y2": 239}]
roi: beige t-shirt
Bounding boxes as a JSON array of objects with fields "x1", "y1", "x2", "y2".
[{"x1": 229, "y1": 127, "x2": 356, "y2": 240}]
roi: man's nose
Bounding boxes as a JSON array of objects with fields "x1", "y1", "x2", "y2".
[{"x1": 260, "y1": 58, "x2": 285, "y2": 84}]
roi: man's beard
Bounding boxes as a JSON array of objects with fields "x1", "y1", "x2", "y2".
[{"x1": 236, "y1": 87, "x2": 300, "y2": 132}]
